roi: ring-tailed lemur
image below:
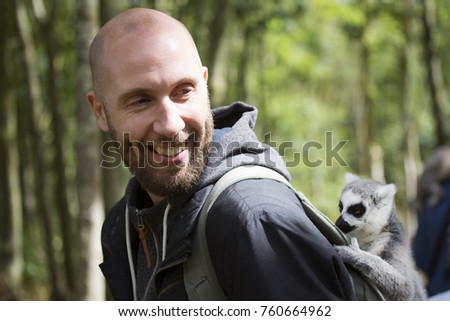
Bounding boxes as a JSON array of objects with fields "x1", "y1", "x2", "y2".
[{"x1": 334, "y1": 173, "x2": 427, "y2": 301}]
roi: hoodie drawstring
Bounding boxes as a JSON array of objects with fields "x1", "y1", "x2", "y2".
[
  {"x1": 162, "y1": 203, "x2": 171, "y2": 261},
  {"x1": 125, "y1": 204, "x2": 137, "y2": 301}
]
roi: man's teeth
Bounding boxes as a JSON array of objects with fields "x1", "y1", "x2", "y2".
[{"x1": 154, "y1": 145, "x2": 184, "y2": 157}]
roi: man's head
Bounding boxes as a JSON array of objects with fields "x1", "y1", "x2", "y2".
[{"x1": 87, "y1": 8, "x2": 213, "y2": 204}]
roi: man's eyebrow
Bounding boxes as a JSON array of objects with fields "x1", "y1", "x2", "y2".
[{"x1": 173, "y1": 77, "x2": 197, "y2": 87}]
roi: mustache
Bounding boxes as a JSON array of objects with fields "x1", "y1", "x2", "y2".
[
  {"x1": 118, "y1": 131, "x2": 194, "y2": 147},
  {"x1": 147, "y1": 131, "x2": 193, "y2": 147}
]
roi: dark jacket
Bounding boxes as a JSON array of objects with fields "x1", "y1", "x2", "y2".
[
  {"x1": 413, "y1": 180, "x2": 450, "y2": 297},
  {"x1": 99, "y1": 102, "x2": 356, "y2": 300}
]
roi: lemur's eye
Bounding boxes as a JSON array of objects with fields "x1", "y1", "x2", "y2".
[
  {"x1": 338, "y1": 201, "x2": 343, "y2": 212},
  {"x1": 348, "y1": 203, "x2": 366, "y2": 218}
]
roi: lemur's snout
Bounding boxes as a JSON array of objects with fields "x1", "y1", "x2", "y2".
[{"x1": 335, "y1": 216, "x2": 356, "y2": 233}]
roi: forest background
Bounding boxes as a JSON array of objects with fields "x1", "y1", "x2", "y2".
[{"x1": 1, "y1": 0, "x2": 449, "y2": 300}]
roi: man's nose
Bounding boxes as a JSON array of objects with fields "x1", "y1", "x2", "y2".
[{"x1": 153, "y1": 98, "x2": 185, "y2": 138}]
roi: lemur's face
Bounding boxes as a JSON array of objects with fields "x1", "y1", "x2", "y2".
[
  {"x1": 335, "y1": 173, "x2": 397, "y2": 239},
  {"x1": 336, "y1": 190, "x2": 375, "y2": 237},
  {"x1": 337, "y1": 192, "x2": 366, "y2": 233}
]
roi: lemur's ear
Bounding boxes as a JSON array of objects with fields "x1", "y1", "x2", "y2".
[
  {"x1": 376, "y1": 184, "x2": 397, "y2": 201},
  {"x1": 345, "y1": 173, "x2": 360, "y2": 184}
]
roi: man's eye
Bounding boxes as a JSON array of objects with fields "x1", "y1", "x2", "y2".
[
  {"x1": 130, "y1": 98, "x2": 151, "y2": 107},
  {"x1": 173, "y1": 86, "x2": 194, "y2": 100}
]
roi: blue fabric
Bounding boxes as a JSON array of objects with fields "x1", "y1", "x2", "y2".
[
  {"x1": 213, "y1": 127, "x2": 231, "y2": 142},
  {"x1": 413, "y1": 181, "x2": 450, "y2": 296}
]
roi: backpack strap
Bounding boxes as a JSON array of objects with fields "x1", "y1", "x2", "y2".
[
  {"x1": 184, "y1": 165, "x2": 289, "y2": 300},
  {"x1": 183, "y1": 165, "x2": 384, "y2": 300}
]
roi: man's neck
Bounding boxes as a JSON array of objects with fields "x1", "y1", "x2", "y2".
[{"x1": 148, "y1": 192, "x2": 166, "y2": 205}]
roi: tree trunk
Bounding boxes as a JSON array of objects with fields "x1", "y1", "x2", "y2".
[
  {"x1": 236, "y1": 26, "x2": 251, "y2": 103},
  {"x1": 0, "y1": 0, "x2": 22, "y2": 300},
  {"x1": 421, "y1": 0, "x2": 447, "y2": 146},
  {"x1": 369, "y1": 144, "x2": 385, "y2": 183},
  {"x1": 205, "y1": 0, "x2": 229, "y2": 80},
  {"x1": 400, "y1": 0, "x2": 421, "y2": 237},
  {"x1": 75, "y1": 0, "x2": 105, "y2": 300},
  {"x1": 34, "y1": 0, "x2": 76, "y2": 296},
  {"x1": 15, "y1": 0, "x2": 65, "y2": 300},
  {"x1": 355, "y1": 20, "x2": 372, "y2": 176}
]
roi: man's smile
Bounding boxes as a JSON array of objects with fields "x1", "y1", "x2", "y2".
[
  {"x1": 153, "y1": 144, "x2": 187, "y2": 157},
  {"x1": 145, "y1": 133, "x2": 193, "y2": 166}
]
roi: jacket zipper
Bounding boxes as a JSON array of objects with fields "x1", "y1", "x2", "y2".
[{"x1": 137, "y1": 210, "x2": 152, "y2": 269}]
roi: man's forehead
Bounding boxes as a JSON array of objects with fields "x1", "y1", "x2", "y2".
[
  {"x1": 101, "y1": 20, "x2": 196, "y2": 63},
  {"x1": 107, "y1": 31, "x2": 197, "y2": 70}
]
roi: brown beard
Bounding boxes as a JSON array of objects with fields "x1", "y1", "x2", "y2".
[{"x1": 110, "y1": 112, "x2": 214, "y2": 198}]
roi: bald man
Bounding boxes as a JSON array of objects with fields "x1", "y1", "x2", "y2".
[{"x1": 87, "y1": 8, "x2": 356, "y2": 301}]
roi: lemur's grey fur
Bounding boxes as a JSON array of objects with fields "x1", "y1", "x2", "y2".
[{"x1": 334, "y1": 173, "x2": 427, "y2": 301}]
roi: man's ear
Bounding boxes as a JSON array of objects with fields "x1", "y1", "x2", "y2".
[
  {"x1": 86, "y1": 90, "x2": 109, "y2": 132},
  {"x1": 202, "y1": 66, "x2": 208, "y2": 82}
]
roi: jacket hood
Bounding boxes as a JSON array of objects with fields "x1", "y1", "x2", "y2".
[{"x1": 199, "y1": 101, "x2": 290, "y2": 187}]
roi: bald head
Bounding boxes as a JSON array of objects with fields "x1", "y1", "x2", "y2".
[{"x1": 89, "y1": 8, "x2": 201, "y2": 98}]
